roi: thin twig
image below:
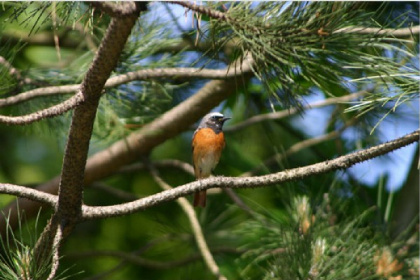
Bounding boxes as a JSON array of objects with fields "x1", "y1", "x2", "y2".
[
  {"x1": 242, "y1": 119, "x2": 358, "y2": 176},
  {"x1": 225, "y1": 89, "x2": 369, "y2": 133},
  {"x1": 81, "y1": 129, "x2": 419, "y2": 219},
  {"x1": 148, "y1": 165, "x2": 227, "y2": 280}
]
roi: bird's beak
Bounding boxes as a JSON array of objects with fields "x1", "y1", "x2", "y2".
[{"x1": 222, "y1": 117, "x2": 231, "y2": 123}]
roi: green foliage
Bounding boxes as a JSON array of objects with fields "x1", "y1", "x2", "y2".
[{"x1": 236, "y1": 194, "x2": 418, "y2": 280}]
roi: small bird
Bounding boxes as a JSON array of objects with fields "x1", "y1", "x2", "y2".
[{"x1": 192, "y1": 112, "x2": 230, "y2": 207}]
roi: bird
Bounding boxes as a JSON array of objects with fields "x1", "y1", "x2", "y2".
[{"x1": 192, "y1": 112, "x2": 230, "y2": 207}]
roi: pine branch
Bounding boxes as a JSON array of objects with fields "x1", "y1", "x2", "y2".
[
  {"x1": 0, "y1": 130, "x2": 417, "y2": 221},
  {"x1": 81, "y1": 129, "x2": 419, "y2": 219},
  {"x1": 0, "y1": 66, "x2": 253, "y2": 108}
]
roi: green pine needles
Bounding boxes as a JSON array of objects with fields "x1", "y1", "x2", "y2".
[{"x1": 236, "y1": 194, "x2": 418, "y2": 280}]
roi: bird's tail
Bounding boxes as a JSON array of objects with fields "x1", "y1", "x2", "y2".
[{"x1": 193, "y1": 190, "x2": 206, "y2": 207}]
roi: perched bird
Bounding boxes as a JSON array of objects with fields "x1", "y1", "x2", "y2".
[{"x1": 192, "y1": 112, "x2": 230, "y2": 207}]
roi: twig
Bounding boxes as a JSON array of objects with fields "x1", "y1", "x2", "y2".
[
  {"x1": 242, "y1": 119, "x2": 357, "y2": 176},
  {"x1": 148, "y1": 165, "x2": 227, "y2": 280},
  {"x1": 81, "y1": 129, "x2": 419, "y2": 219},
  {"x1": 119, "y1": 159, "x2": 195, "y2": 177},
  {"x1": 90, "y1": 182, "x2": 138, "y2": 202},
  {"x1": 225, "y1": 89, "x2": 369, "y2": 133}
]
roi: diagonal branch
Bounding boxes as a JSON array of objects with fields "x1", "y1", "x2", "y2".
[{"x1": 81, "y1": 129, "x2": 419, "y2": 219}]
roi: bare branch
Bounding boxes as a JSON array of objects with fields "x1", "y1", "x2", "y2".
[
  {"x1": 81, "y1": 129, "x2": 419, "y2": 219},
  {"x1": 0, "y1": 92, "x2": 83, "y2": 125},
  {"x1": 149, "y1": 165, "x2": 226, "y2": 280},
  {"x1": 225, "y1": 89, "x2": 369, "y2": 133}
]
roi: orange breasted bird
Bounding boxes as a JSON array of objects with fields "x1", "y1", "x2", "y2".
[{"x1": 192, "y1": 112, "x2": 230, "y2": 207}]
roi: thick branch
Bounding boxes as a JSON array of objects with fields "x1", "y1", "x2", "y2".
[
  {"x1": 81, "y1": 130, "x2": 419, "y2": 219},
  {"x1": 34, "y1": 3, "x2": 143, "y2": 263}
]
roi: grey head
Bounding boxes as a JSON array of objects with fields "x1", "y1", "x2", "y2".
[{"x1": 198, "y1": 112, "x2": 231, "y2": 133}]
